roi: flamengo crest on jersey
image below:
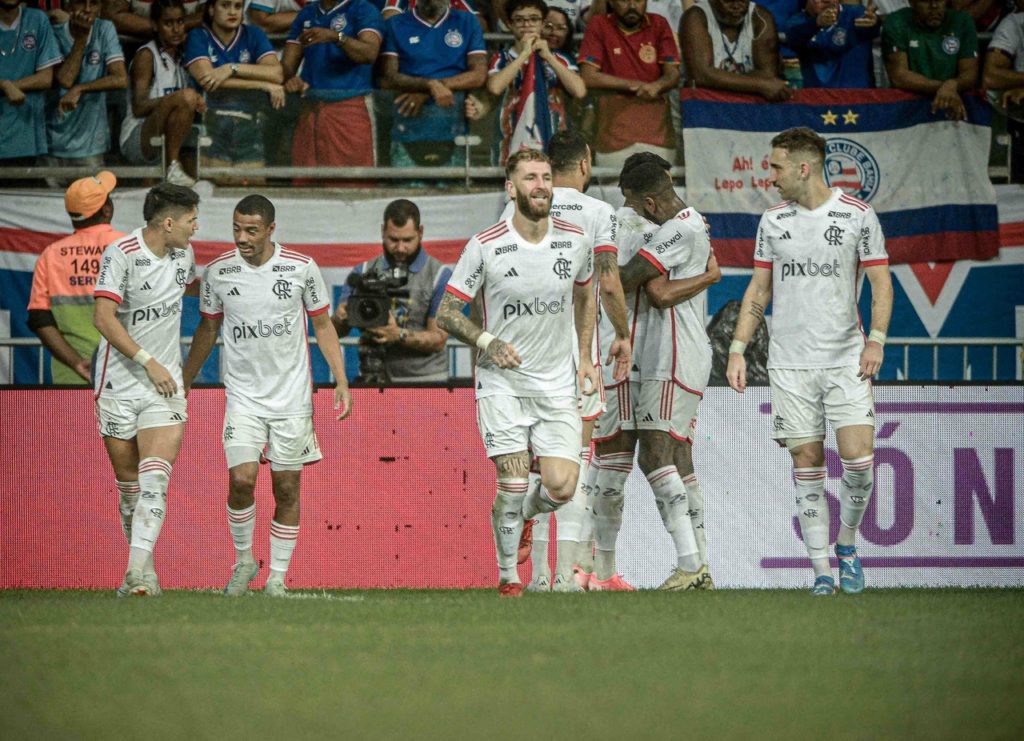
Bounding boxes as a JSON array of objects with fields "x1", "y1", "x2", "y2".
[
  {"x1": 446, "y1": 216, "x2": 593, "y2": 399},
  {"x1": 200, "y1": 243, "x2": 331, "y2": 418},
  {"x1": 93, "y1": 228, "x2": 196, "y2": 400},
  {"x1": 600, "y1": 205, "x2": 656, "y2": 387},
  {"x1": 754, "y1": 188, "x2": 889, "y2": 370}
]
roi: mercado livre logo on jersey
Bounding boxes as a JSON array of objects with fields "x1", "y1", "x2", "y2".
[{"x1": 824, "y1": 137, "x2": 880, "y2": 202}]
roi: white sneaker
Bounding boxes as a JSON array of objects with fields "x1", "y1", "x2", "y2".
[
  {"x1": 224, "y1": 561, "x2": 259, "y2": 597},
  {"x1": 118, "y1": 568, "x2": 149, "y2": 597},
  {"x1": 551, "y1": 573, "x2": 585, "y2": 593},
  {"x1": 526, "y1": 574, "x2": 551, "y2": 592},
  {"x1": 264, "y1": 577, "x2": 289, "y2": 598},
  {"x1": 143, "y1": 570, "x2": 162, "y2": 597},
  {"x1": 165, "y1": 160, "x2": 196, "y2": 187}
]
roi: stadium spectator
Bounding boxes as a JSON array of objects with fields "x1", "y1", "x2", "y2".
[
  {"x1": 587, "y1": 0, "x2": 684, "y2": 39},
  {"x1": 753, "y1": 0, "x2": 804, "y2": 85},
  {"x1": 46, "y1": 0, "x2": 126, "y2": 170},
  {"x1": 332, "y1": 199, "x2": 452, "y2": 384},
  {"x1": 119, "y1": 0, "x2": 204, "y2": 185},
  {"x1": 101, "y1": 0, "x2": 204, "y2": 37},
  {"x1": 0, "y1": 1, "x2": 62, "y2": 165},
  {"x1": 485, "y1": 0, "x2": 585, "y2": 164},
  {"x1": 578, "y1": 0, "x2": 681, "y2": 166},
  {"x1": 882, "y1": 0, "x2": 978, "y2": 121},
  {"x1": 379, "y1": 0, "x2": 486, "y2": 169},
  {"x1": 496, "y1": 0, "x2": 584, "y2": 29},
  {"x1": 281, "y1": 0, "x2": 383, "y2": 179},
  {"x1": 246, "y1": 0, "x2": 302, "y2": 33},
  {"x1": 27, "y1": 172, "x2": 126, "y2": 385},
  {"x1": 680, "y1": 0, "x2": 791, "y2": 101},
  {"x1": 984, "y1": 0, "x2": 1024, "y2": 181},
  {"x1": 184, "y1": 0, "x2": 283, "y2": 174},
  {"x1": 785, "y1": 0, "x2": 880, "y2": 88},
  {"x1": 383, "y1": 0, "x2": 487, "y2": 29},
  {"x1": 951, "y1": 0, "x2": 1014, "y2": 32}
]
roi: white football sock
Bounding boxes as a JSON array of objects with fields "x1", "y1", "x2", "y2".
[
  {"x1": 522, "y1": 482, "x2": 561, "y2": 520},
  {"x1": 576, "y1": 453, "x2": 600, "y2": 573},
  {"x1": 115, "y1": 479, "x2": 140, "y2": 543},
  {"x1": 838, "y1": 455, "x2": 873, "y2": 547},
  {"x1": 647, "y1": 465, "x2": 700, "y2": 573},
  {"x1": 127, "y1": 457, "x2": 171, "y2": 572},
  {"x1": 228, "y1": 503, "x2": 257, "y2": 564},
  {"x1": 794, "y1": 466, "x2": 832, "y2": 578},
  {"x1": 268, "y1": 520, "x2": 299, "y2": 579},
  {"x1": 493, "y1": 480, "x2": 528, "y2": 582},
  {"x1": 552, "y1": 448, "x2": 590, "y2": 578},
  {"x1": 682, "y1": 473, "x2": 708, "y2": 567},
  {"x1": 527, "y1": 472, "x2": 550, "y2": 581},
  {"x1": 593, "y1": 452, "x2": 632, "y2": 580}
]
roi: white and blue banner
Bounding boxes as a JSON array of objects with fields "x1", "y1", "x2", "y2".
[
  {"x1": 507, "y1": 51, "x2": 553, "y2": 157},
  {"x1": 680, "y1": 88, "x2": 1000, "y2": 267}
]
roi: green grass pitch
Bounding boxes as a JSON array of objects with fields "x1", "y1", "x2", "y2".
[{"x1": 2, "y1": 588, "x2": 1023, "y2": 740}]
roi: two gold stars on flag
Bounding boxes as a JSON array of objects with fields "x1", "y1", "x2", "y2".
[{"x1": 822, "y1": 110, "x2": 859, "y2": 125}]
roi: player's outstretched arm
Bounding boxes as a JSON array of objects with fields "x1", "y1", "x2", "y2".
[
  {"x1": 182, "y1": 314, "x2": 222, "y2": 395},
  {"x1": 726, "y1": 266, "x2": 772, "y2": 394},
  {"x1": 859, "y1": 264, "x2": 893, "y2": 380},
  {"x1": 618, "y1": 252, "x2": 663, "y2": 295},
  {"x1": 644, "y1": 251, "x2": 721, "y2": 309},
  {"x1": 310, "y1": 312, "x2": 352, "y2": 420},
  {"x1": 595, "y1": 251, "x2": 631, "y2": 381},
  {"x1": 573, "y1": 281, "x2": 600, "y2": 395},
  {"x1": 94, "y1": 297, "x2": 177, "y2": 398},
  {"x1": 437, "y1": 292, "x2": 520, "y2": 368}
]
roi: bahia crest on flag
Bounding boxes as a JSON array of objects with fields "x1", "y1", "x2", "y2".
[
  {"x1": 508, "y1": 51, "x2": 553, "y2": 157},
  {"x1": 679, "y1": 88, "x2": 1000, "y2": 267}
]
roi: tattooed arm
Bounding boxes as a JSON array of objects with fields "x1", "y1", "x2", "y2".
[
  {"x1": 618, "y1": 252, "x2": 664, "y2": 295},
  {"x1": 726, "y1": 266, "x2": 773, "y2": 393},
  {"x1": 595, "y1": 251, "x2": 631, "y2": 382},
  {"x1": 436, "y1": 292, "x2": 522, "y2": 369}
]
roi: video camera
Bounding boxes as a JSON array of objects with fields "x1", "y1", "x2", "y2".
[{"x1": 345, "y1": 265, "x2": 410, "y2": 329}]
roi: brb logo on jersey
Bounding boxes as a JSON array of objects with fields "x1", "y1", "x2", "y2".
[
  {"x1": 780, "y1": 259, "x2": 841, "y2": 281},
  {"x1": 824, "y1": 137, "x2": 880, "y2": 202},
  {"x1": 502, "y1": 296, "x2": 566, "y2": 319}
]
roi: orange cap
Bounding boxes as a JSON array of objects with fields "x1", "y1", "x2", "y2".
[{"x1": 65, "y1": 171, "x2": 117, "y2": 221}]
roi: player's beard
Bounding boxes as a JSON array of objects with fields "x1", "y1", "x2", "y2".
[
  {"x1": 418, "y1": 0, "x2": 449, "y2": 19},
  {"x1": 516, "y1": 186, "x2": 551, "y2": 221}
]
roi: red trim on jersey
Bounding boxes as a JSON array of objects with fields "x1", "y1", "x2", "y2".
[
  {"x1": 94, "y1": 343, "x2": 112, "y2": 400},
  {"x1": 95, "y1": 290, "x2": 123, "y2": 303},
  {"x1": 674, "y1": 378, "x2": 705, "y2": 399},
  {"x1": 766, "y1": 201, "x2": 794, "y2": 212},
  {"x1": 307, "y1": 305, "x2": 329, "y2": 317},
  {"x1": 207, "y1": 251, "x2": 235, "y2": 268},
  {"x1": 552, "y1": 217, "x2": 584, "y2": 235},
  {"x1": 477, "y1": 222, "x2": 509, "y2": 243},
  {"x1": 638, "y1": 249, "x2": 666, "y2": 274},
  {"x1": 838, "y1": 194, "x2": 869, "y2": 212},
  {"x1": 594, "y1": 244, "x2": 617, "y2": 254},
  {"x1": 199, "y1": 311, "x2": 223, "y2": 319},
  {"x1": 574, "y1": 277, "x2": 592, "y2": 287},
  {"x1": 668, "y1": 429, "x2": 694, "y2": 444},
  {"x1": 861, "y1": 258, "x2": 888, "y2": 267},
  {"x1": 445, "y1": 285, "x2": 472, "y2": 302},
  {"x1": 117, "y1": 238, "x2": 140, "y2": 254},
  {"x1": 753, "y1": 260, "x2": 773, "y2": 270},
  {"x1": 280, "y1": 249, "x2": 312, "y2": 263}
]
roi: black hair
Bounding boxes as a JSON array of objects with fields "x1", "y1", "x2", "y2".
[
  {"x1": 143, "y1": 182, "x2": 200, "y2": 222},
  {"x1": 546, "y1": 130, "x2": 589, "y2": 173},
  {"x1": 151, "y1": 0, "x2": 185, "y2": 23},
  {"x1": 383, "y1": 198, "x2": 421, "y2": 229},
  {"x1": 234, "y1": 194, "x2": 275, "y2": 226}
]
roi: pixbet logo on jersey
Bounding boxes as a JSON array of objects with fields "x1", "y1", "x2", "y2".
[
  {"x1": 231, "y1": 318, "x2": 295, "y2": 343},
  {"x1": 780, "y1": 259, "x2": 842, "y2": 281},
  {"x1": 130, "y1": 300, "x2": 181, "y2": 325},
  {"x1": 502, "y1": 296, "x2": 566, "y2": 320}
]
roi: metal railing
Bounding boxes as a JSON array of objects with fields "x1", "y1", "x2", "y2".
[{"x1": 1, "y1": 336, "x2": 1020, "y2": 385}]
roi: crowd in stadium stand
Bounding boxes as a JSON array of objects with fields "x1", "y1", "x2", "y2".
[{"x1": 3, "y1": 0, "x2": 1024, "y2": 184}]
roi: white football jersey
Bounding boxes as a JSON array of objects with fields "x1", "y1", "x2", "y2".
[
  {"x1": 447, "y1": 216, "x2": 593, "y2": 399},
  {"x1": 599, "y1": 206, "x2": 657, "y2": 387},
  {"x1": 501, "y1": 186, "x2": 616, "y2": 365},
  {"x1": 754, "y1": 188, "x2": 888, "y2": 369},
  {"x1": 638, "y1": 207, "x2": 713, "y2": 393},
  {"x1": 94, "y1": 228, "x2": 196, "y2": 400},
  {"x1": 201, "y1": 243, "x2": 331, "y2": 418}
]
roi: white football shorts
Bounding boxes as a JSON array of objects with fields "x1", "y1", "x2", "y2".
[
  {"x1": 635, "y1": 379, "x2": 701, "y2": 442},
  {"x1": 95, "y1": 395, "x2": 187, "y2": 439},
  {"x1": 476, "y1": 394, "x2": 581, "y2": 463},
  {"x1": 593, "y1": 380, "x2": 638, "y2": 444},
  {"x1": 222, "y1": 411, "x2": 322, "y2": 468},
  {"x1": 768, "y1": 366, "x2": 875, "y2": 441}
]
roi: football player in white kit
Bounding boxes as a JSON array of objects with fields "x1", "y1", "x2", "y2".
[
  {"x1": 591, "y1": 155, "x2": 721, "y2": 590},
  {"x1": 93, "y1": 183, "x2": 200, "y2": 597},
  {"x1": 437, "y1": 149, "x2": 601, "y2": 597},
  {"x1": 617, "y1": 163, "x2": 723, "y2": 591},
  {"x1": 727, "y1": 128, "x2": 893, "y2": 596},
  {"x1": 183, "y1": 195, "x2": 352, "y2": 597},
  {"x1": 501, "y1": 131, "x2": 631, "y2": 592}
]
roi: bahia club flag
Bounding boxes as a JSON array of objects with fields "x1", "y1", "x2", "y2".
[
  {"x1": 508, "y1": 51, "x2": 553, "y2": 158},
  {"x1": 680, "y1": 88, "x2": 1000, "y2": 267}
]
